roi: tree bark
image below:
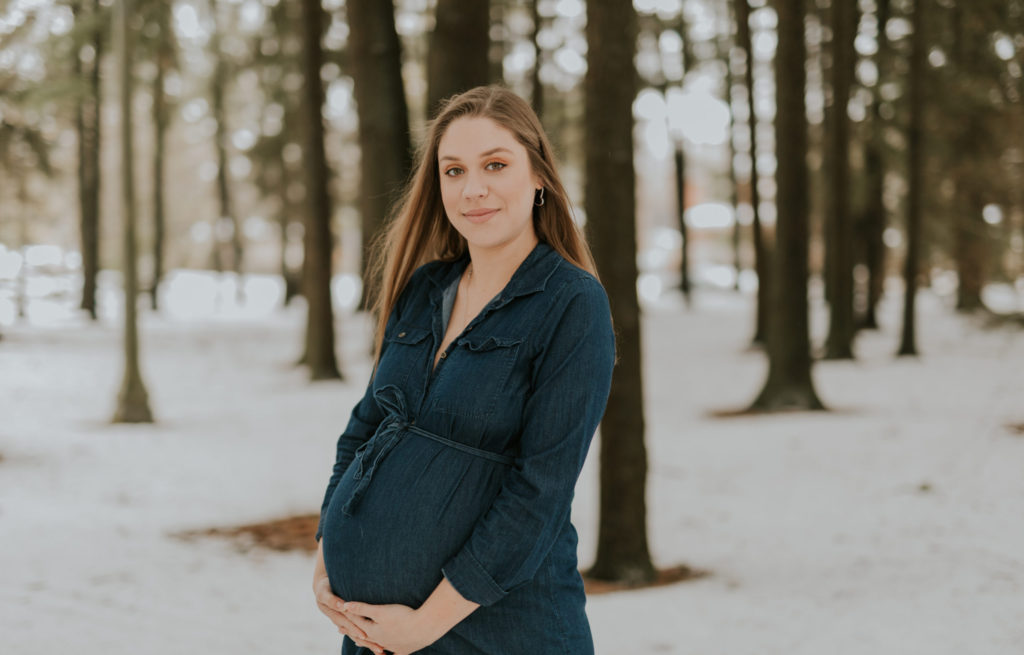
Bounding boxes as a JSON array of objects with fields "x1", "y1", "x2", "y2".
[
  {"x1": 719, "y1": 14, "x2": 742, "y2": 290},
  {"x1": 750, "y1": 0, "x2": 824, "y2": 411},
  {"x1": 898, "y1": 0, "x2": 926, "y2": 357},
  {"x1": 210, "y1": 5, "x2": 244, "y2": 284},
  {"x1": 859, "y1": 0, "x2": 890, "y2": 330},
  {"x1": 735, "y1": 0, "x2": 768, "y2": 344},
  {"x1": 824, "y1": 0, "x2": 857, "y2": 359},
  {"x1": 347, "y1": 0, "x2": 412, "y2": 311},
  {"x1": 150, "y1": 0, "x2": 171, "y2": 311},
  {"x1": 113, "y1": 0, "x2": 153, "y2": 424},
  {"x1": 530, "y1": 0, "x2": 543, "y2": 119},
  {"x1": 427, "y1": 0, "x2": 490, "y2": 116},
  {"x1": 74, "y1": 0, "x2": 102, "y2": 320},
  {"x1": 585, "y1": 0, "x2": 655, "y2": 585},
  {"x1": 299, "y1": 0, "x2": 341, "y2": 380}
]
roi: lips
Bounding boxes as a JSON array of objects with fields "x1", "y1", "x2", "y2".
[{"x1": 462, "y1": 208, "x2": 499, "y2": 224}]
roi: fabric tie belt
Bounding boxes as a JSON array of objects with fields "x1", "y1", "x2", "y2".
[{"x1": 341, "y1": 384, "x2": 516, "y2": 516}]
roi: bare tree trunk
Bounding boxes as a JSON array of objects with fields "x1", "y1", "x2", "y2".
[
  {"x1": 530, "y1": 0, "x2": 543, "y2": 119},
  {"x1": 736, "y1": 0, "x2": 768, "y2": 344},
  {"x1": 113, "y1": 0, "x2": 153, "y2": 424},
  {"x1": 719, "y1": 13, "x2": 742, "y2": 291},
  {"x1": 347, "y1": 0, "x2": 412, "y2": 311},
  {"x1": 955, "y1": 191, "x2": 986, "y2": 311},
  {"x1": 898, "y1": 0, "x2": 926, "y2": 357},
  {"x1": 427, "y1": 0, "x2": 490, "y2": 116},
  {"x1": 824, "y1": 0, "x2": 857, "y2": 359},
  {"x1": 585, "y1": 0, "x2": 655, "y2": 585},
  {"x1": 860, "y1": 0, "x2": 890, "y2": 330},
  {"x1": 150, "y1": 0, "x2": 171, "y2": 311},
  {"x1": 299, "y1": 0, "x2": 341, "y2": 381},
  {"x1": 673, "y1": 14, "x2": 691, "y2": 305},
  {"x1": 750, "y1": 0, "x2": 824, "y2": 411},
  {"x1": 74, "y1": 0, "x2": 102, "y2": 320},
  {"x1": 210, "y1": 5, "x2": 244, "y2": 289}
]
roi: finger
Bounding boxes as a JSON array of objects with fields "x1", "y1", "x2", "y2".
[
  {"x1": 345, "y1": 611, "x2": 375, "y2": 634},
  {"x1": 342, "y1": 601, "x2": 375, "y2": 619},
  {"x1": 319, "y1": 604, "x2": 369, "y2": 641},
  {"x1": 352, "y1": 637, "x2": 385, "y2": 655}
]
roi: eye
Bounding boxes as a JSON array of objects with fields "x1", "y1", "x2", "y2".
[
  {"x1": 443, "y1": 166, "x2": 464, "y2": 177},
  {"x1": 485, "y1": 161, "x2": 506, "y2": 171}
]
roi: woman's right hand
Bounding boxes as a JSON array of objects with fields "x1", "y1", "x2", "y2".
[{"x1": 313, "y1": 540, "x2": 386, "y2": 655}]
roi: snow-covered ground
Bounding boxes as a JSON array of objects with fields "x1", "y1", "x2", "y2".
[{"x1": 1, "y1": 272, "x2": 1022, "y2": 655}]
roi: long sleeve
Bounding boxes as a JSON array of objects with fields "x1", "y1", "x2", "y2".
[
  {"x1": 315, "y1": 372, "x2": 386, "y2": 542},
  {"x1": 440, "y1": 276, "x2": 615, "y2": 606}
]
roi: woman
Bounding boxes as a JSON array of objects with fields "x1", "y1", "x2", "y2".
[{"x1": 312, "y1": 86, "x2": 615, "y2": 655}]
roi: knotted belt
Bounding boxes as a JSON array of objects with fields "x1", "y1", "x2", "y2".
[{"x1": 340, "y1": 384, "x2": 516, "y2": 516}]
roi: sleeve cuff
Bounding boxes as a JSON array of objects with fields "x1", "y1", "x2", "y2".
[{"x1": 442, "y1": 548, "x2": 508, "y2": 607}]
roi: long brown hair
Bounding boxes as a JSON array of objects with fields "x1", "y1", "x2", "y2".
[{"x1": 367, "y1": 85, "x2": 598, "y2": 359}]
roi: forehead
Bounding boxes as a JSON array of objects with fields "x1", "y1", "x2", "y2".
[{"x1": 438, "y1": 116, "x2": 525, "y2": 159}]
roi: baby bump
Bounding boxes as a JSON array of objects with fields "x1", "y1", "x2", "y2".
[{"x1": 319, "y1": 436, "x2": 506, "y2": 606}]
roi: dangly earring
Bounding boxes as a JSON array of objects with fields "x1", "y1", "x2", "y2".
[{"x1": 534, "y1": 187, "x2": 545, "y2": 206}]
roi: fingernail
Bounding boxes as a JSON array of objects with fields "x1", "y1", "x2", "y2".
[{"x1": 343, "y1": 602, "x2": 351, "y2": 611}]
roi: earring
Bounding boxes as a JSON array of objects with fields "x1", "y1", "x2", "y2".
[{"x1": 534, "y1": 187, "x2": 545, "y2": 206}]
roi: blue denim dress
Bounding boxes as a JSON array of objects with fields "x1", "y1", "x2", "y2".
[{"x1": 316, "y1": 242, "x2": 615, "y2": 654}]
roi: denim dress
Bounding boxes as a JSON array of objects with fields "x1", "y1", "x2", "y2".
[{"x1": 316, "y1": 242, "x2": 615, "y2": 654}]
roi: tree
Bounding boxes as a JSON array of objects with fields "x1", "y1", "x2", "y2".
[
  {"x1": 112, "y1": 0, "x2": 153, "y2": 424},
  {"x1": 71, "y1": 0, "x2": 103, "y2": 320},
  {"x1": 144, "y1": 0, "x2": 176, "y2": 310},
  {"x1": 750, "y1": 0, "x2": 824, "y2": 411},
  {"x1": 298, "y1": 0, "x2": 341, "y2": 380},
  {"x1": 209, "y1": 1, "x2": 244, "y2": 284},
  {"x1": 898, "y1": 0, "x2": 926, "y2": 357},
  {"x1": 585, "y1": 0, "x2": 655, "y2": 584},
  {"x1": 735, "y1": 0, "x2": 768, "y2": 344},
  {"x1": 346, "y1": 0, "x2": 412, "y2": 310},
  {"x1": 427, "y1": 0, "x2": 490, "y2": 115},
  {"x1": 860, "y1": 0, "x2": 891, "y2": 330},
  {"x1": 824, "y1": 0, "x2": 857, "y2": 359}
]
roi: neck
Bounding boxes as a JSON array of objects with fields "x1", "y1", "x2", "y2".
[{"x1": 466, "y1": 234, "x2": 539, "y2": 291}]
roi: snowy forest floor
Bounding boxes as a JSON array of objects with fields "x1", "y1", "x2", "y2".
[{"x1": 1, "y1": 274, "x2": 1023, "y2": 654}]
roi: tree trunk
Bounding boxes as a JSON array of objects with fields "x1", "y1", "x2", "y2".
[
  {"x1": 898, "y1": 0, "x2": 926, "y2": 357},
  {"x1": 427, "y1": 0, "x2": 490, "y2": 116},
  {"x1": 211, "y1": 6, "x2": 244, "y2": 286},
  {"x1": 750, "y1": 0, "x2": 824, "y2": 411},
  {"x1": 859, "y1": 0, "x2": 890, "y2": 330},
  {"x1": 585, "y1": 0, "x2": 655, "y2": 585},
  {"x1": 75, "y1": 0, "x2": 102, "y2": 320},
  {"x1": 299, "y1": 0, "x2": 341, "y2": 381},
  {"x1": 719, "y1": 16, "x2": 742, "y2": 291},
  {"x1": 113, "y1": 0, "x2": 153, "y2": 424},
  {"x1": 150, "y1": 0, "x2": 171, "y2": 311},
  {"x1": 735, "y1": 0, "x2": 768, "y2": 344},
  {"x1": 674, "y1": 146, "x2": 691, "y2": 304},
  {"x1": 824, "y1": 0, "x2": 857, "y2": 359},
  {"x1": 347, "y1": 0, "x2": 412, "y2": 311},
  {"x1": 955, "y1": 192, "x2": 986, "y2": 311},
  {"x1": 530, "y1": 0, "x2": 543, "y2": 119}
]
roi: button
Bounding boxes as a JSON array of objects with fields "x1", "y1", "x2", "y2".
[
  {"x1": 440, "y1": 352, "x2": 447, "y2": 359},
  {"x1": 398, "y1": 331, "x2": 406, "y2": 338},
  {"x1": 466, "y1": 325, "x2": 473, "y2": 331}
]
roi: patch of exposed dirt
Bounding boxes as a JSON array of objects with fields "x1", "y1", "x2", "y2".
[
  {"x1": 1005, "y1": 422, "x2": 1024, "y2": 436},
  {"x1": 181, "y1": 514, "x2": 706, "y2": 594},
  {"x1": 175, "y1": 513, "x2": 320, "y2": 554},
  {"x1": 582, "y1": 565, "x2": 708, "y2": 594}
]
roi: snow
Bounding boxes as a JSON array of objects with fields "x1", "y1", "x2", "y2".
[{"x1": 1, "y1": 271, "x2": 1022, "y2": 654}]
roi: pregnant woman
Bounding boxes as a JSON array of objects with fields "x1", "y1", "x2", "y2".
[{"x1": 312, "y1": 86, "x2": 615, "y2": 655}]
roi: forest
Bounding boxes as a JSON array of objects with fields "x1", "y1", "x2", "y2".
[{"x1": 2, "y1": 0, "x2": 1022, "y2": 653}]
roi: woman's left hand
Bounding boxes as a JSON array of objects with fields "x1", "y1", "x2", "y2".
[{"x1": 342, "y1": 601, "x2": 443, "y2": 655}]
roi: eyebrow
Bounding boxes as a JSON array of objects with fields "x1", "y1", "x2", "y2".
[{"x1": 439, "y1": 147, "x2": 514, "y2": 162}]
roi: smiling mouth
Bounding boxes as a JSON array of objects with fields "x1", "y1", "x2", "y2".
[{"x1": 463, "y1": 208, "x2": 499, "y2": 223}]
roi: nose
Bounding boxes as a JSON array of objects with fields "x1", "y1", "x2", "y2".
[{"x1": 462, "y1": 171, "x2": 488, "y2": 199}]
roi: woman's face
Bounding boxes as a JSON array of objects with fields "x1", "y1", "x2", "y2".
[{"x1": 437, "y1": 116, "x2": 541, "y2": 256}]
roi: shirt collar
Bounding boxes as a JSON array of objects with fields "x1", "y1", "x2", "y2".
[{"x1": 425, "y1": 241, "x2": 562, "y2": 309}]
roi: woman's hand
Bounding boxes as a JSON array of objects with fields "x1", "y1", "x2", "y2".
[
  {"x1": 312, "y1": 541, "x2": 386, "y2": 654},
  {"x1": 343, "y1": 602, "x2": 443, "y2": 655},
  {"x1": 343, "y1": 576, "x2": 480, "y2": 655}
]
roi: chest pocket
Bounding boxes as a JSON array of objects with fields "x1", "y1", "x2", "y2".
[
  {"x1": 432, "y1": 334, "x2": 522, "y2": 419},
  {"x1": 375, "y1": 326, "x2": 431, "y2": 389}
]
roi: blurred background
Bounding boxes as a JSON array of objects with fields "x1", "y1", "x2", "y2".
[{"x1": 1, "y1": 0, "x2": 1023, "y2": 653}]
